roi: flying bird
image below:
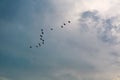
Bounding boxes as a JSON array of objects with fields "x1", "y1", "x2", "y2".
[
  {"x1": 40, "y1": 38, "x2": 43, "y2": 40},
  {"x1": 42, "y1": 41, "x2": 44, "y2": 44},
  {"x1": 29, "y1": 46, "x2": 32, "y2": 48},
  {"x1": 50, "y1": 28, "x2": 53, "y2": 30},
  {"x1": 41, "y1": 29, "x2": 43, "y2": 31},
  {"x1": 40, "y1": 35, "x2": 43, "y2": 37},
  {"x1": 42, "y1": 32, "x2": 44, "y2": 34},
  {"x1": 68, "y1": 21, "x2": 71, "y2": 23},
  {"x1": 36, "y1": 45, "x2": 38, "y2": 48},
  {"x1": 38, "y1": 43, "x2": 41, "y2": 46},
  {"x1": 63, "y1": 23, "x2": 66, "y2": 25},
  {"x1": 61, "y1": 26, "x2": 63, "y2": 28}
]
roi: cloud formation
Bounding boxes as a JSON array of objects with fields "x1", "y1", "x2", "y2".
[
  {"x1": 1, "y1": 0, "x2": 120, "y2": 80},
  {"x1": 79, "y1": 10, "x2": 120, "y2": 45}
]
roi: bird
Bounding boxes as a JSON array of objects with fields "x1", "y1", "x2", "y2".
[
  {"x1": 42, "y1": 40, "x2": 44, "y2": 42},
  {"x1": 68, "y1": 21, "x2": 71, "y2": 23},
  {"x1": 36, "y1": 45, "x2": 38, "y2": 48},
  {"x1": 42, "y1": 32, "x2": 44, "y2": 34},
  {"x1": 29, "y1": 46, "x2": 32, "y2": 48},
  {"x1": 61, "y1": 26, "x2": 63, "y2": 28},
  {"x1": 50, "y1": 28, "x2": 53, "y2": 30},
  {"x1": 38, "y1": 43, "x2": 41, "y2": 46},
  {"x1": 63, "y1": 23, "x2": 66, "y2": 25},
  {"x1": 41, "y1": 29, "x2": 43, "y2": 31},
  {"x1": 42, "y1": 41, "x2": 44, "y2": 44},
  {"x1": 40, "y1": 35, "x2": 43, "y2": 37},
  {"x1": 40, "y1": 38, "x2": 43, "y2": 40}
]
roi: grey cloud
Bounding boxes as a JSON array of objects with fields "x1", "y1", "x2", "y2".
[
  {"x1": 81, "y1": 10, "x2": 99, "y2": 21},
  {"x1": 109, "y1": 52, "x2": 120, "y2": 66},
  {"x1": 110, "y1": 52, "x2": 120, "y2": 57},
  {"x1": 79, "y1": 10, "x2": 99, "y2": 31},
  {"x1": 79, "y1": 10, "x2": 120, "y2": 45}
]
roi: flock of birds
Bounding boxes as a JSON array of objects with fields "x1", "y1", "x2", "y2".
[{"x1": 29, "y1": 20, "x2": 71, "y2": 48}]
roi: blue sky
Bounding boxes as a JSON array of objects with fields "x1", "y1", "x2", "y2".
[{"x1": 1, "y1": 0, "x2": 120, "y2": 80}]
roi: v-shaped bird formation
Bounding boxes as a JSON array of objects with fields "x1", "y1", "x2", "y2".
[{"x1": 29, "y1": 20, "x2": 71, "y2": 48}]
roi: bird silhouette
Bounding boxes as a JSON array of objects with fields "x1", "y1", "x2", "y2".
[
  {"x1": 36, "y1": 45, "x2": 38, "y2": 48},
  {"x1": 50, "y1": 28, "x2": 53, "y2": 30},
  {"x1": 68, "y1": 21, "x2": 71, "y2": 23},
  {"x1": 38, "y1": 43, "x2": 41, "y2": 46},
  {"x1": 40, "y1": 38, "x2": 43, "y2": 40},
  {"x1": 29, "y1": 46, "x2": 32, "y2": 48},
  {"x1": 40, "y1": 35, "x2": 43, "y2": 37},
  {"x1": 61, "y1": 26, "x2": 63, "y2": 28},
  {"x1": 63, "y1": 23, "x2": 66, "y2": 25},
  {"x1": 41, "y1": 29, "x2": 43, "y2": 31},
  {"x1": 42, "y1": 41, "x2": 44, "y2": 44},
  {"x1": 42, "y1": 32, "x2": 44, "y2": 34}
]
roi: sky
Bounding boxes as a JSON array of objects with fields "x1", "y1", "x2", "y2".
[{"x1": 1, "y1": 0, "x2": 120, "y2": 80}]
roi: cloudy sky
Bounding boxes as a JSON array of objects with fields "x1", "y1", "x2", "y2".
[{"x1": 1, "y1": 0, "x2": 120, "y2": 80}]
